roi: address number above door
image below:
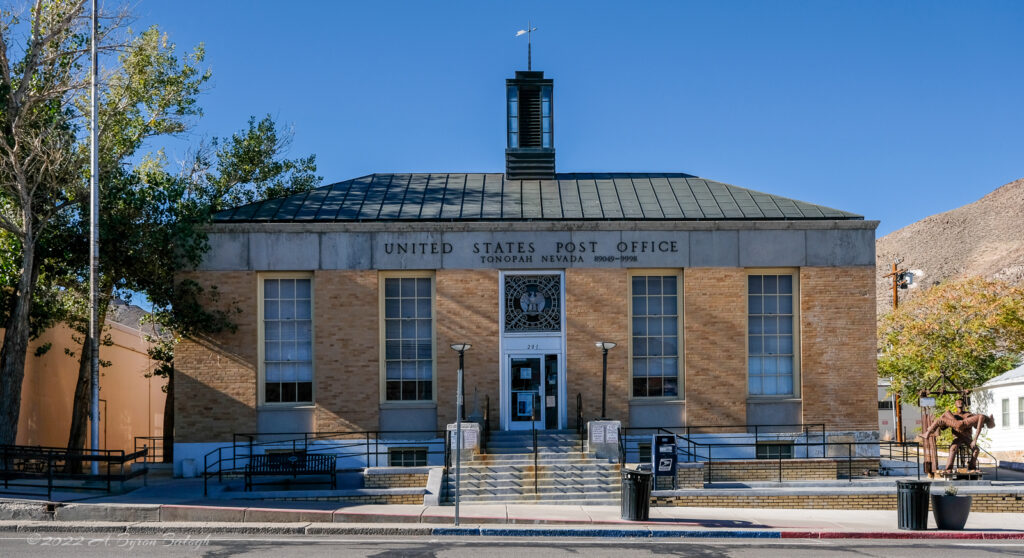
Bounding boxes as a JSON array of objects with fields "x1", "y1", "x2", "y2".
[{"x1": 504, "y1": 274, "x2": 562, "y2": 333}]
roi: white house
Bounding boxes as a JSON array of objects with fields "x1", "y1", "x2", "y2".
[
  {"x1": 877, "y1": 378, "x2": 921, "y2": 440},
  {"x1": 975, "y1": 363, "x2": 1024, "y2": 462}
]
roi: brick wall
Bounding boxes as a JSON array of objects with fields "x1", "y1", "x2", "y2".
[
  {"x1": 175, "y1": 264, "x2": 878, "y2": 445},
  {"x1": 800, "y1": 267, "x2": 877, "y2": 431},
  {"x1": 175, "y1": 271, "x2": 258, "y2": 443},
  {"x1": 176, "y1": 270, "x2": 383, "y2": 443},
  {"x1": 363, "y1": 472, "x2": 430, "y2": 489},
  {"x1": 683, "y1": 268, "x2": 748, "y2": 431},
  {"x1": 653, "y1": 493, "x2": 898, "y2": 509},
  {"x1": 273, "y1": 494, "x2": 425, "y2": 504},
  {"x1": 435, "y1": 270, "x2": 501, "y2": 430},
  {"x1": 565, "y1": 269, "x2": 629, "y2": 427},
  {"x1": 653, "y1": 492, "x2": 1024, "y2": 513},
  {"x1": 677, "y1": 464, "x2": 705, "y2": 488},
  {"x1": 314, "y1": 270, "x2": 379, "y2": 433},
  {"x1": 702, "y1": 458, "x2": 880, "y2": 482}
]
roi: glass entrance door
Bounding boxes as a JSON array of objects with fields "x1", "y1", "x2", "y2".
[{"x1": 508, "y1": 354, "x2": 559, "y2": 430}]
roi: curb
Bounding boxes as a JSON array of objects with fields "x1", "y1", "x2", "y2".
[
  {"x1": 2, "y1": 521, "x2": 1024, "y2": 539},
  {"x1": 782, "y1": 531, "x2": 1024, "y2": 540}
]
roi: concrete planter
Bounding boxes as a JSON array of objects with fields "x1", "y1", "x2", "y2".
[{"x1": 931, "y1": 494, "x2": 972, "y2": 530}]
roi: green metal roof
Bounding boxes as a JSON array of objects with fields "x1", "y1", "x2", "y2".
[{"x1": 213, "y1": 173, "x2": 863, "y2": 222}]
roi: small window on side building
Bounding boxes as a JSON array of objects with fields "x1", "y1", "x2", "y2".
[
  {"x1": 388, "y1": 448, "x2": 428, "y2": 467},
  {"x1": 756, "y1": 442, "x2": 793, "y2": 460}
]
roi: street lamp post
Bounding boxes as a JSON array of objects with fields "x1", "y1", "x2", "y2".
[
  {"x1": 449, "y1": 343, "x2": 471, "y2": 526},
  {"x1": 595, "y1": 342, "x2": 616, "y2": 419}
]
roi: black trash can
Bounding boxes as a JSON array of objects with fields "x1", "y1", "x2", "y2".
[
  {"x1": 896, "y1": 480, "x2": 931, "y2": 530},
  {"x1": 621, "y1": 468, "x2": 653, "y2": 521}
]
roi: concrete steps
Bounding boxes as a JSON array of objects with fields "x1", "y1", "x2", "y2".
[
  {"x1": 464, "y1": 453, "x2": 609, "y2": 464},
  {"x1": 456, "y1": 495, "x2": 621, "y2": 505},
  {"x1": 455, "y1": 463, "x2": 619, "y2": 475},
  {"x1": 447, "y1": 477, "x2": 620, "y2": 490},
  {"x1": 445, "y1": 430, "x2": 621, "y2": 505}
]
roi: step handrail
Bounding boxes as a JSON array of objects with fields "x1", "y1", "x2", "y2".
[
  {"x1": 532, "y1": 393, "x2": 539, "y2": 498},
  {"x1": 575, "y1": 392, "x2": 584, "y2": 453},
  {"x1": 202, "y1": 429, "x2": 446, "y2": 495}
]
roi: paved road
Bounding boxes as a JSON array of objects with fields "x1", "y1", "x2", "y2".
[{"x1": 2, "y1": 533, "x2": 1024, "y2": 557}]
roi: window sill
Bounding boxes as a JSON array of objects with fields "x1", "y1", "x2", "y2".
[
  {"x1": 746, "y1": 397, "x2": 801, "y2": 402},
  {"x1": 379, "y1": 401, "x2": 437, "y2": 409},
  {"x1": 629, "y1": 398, "x2": 685, "y2": 405},
  {"x1": 257, "y1": 404, "x2": 316, "y2": 411}
]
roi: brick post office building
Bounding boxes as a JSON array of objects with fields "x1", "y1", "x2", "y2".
[{"x1": 174, "y1": 70, "x2": 879, "y2": 472}]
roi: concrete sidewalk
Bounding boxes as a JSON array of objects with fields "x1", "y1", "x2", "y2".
[
  {"x1": 2, "y1": 472, "x2": 1024, "y2": 539},
  {"x1": 3, "y1": 497, "x2": 1024, "y2": 539}
]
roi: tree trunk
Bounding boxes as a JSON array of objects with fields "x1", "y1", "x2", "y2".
[
  {"x1": 65, "y1": 334, "x2": 93, "y2": 474},
  {"x1": 0, "y1": 245, "x2": 37, "y2": 446},
  {"x1": 162, "y1": 364, "x2": 173, "y2": 463},
  {"x1": 67, "y1": 287, "x2": 112, "y2": 472}
]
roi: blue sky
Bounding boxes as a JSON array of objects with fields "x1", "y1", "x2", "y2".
[{"x1": 135, "y1": 1, "x2": 1024, "y2": 237}]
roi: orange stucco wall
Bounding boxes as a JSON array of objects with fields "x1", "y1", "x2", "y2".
[{"x1": 4, "y1": 321, "x2": 166, "y2": 453}]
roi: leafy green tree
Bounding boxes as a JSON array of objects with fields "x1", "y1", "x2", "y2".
[
  {"x1": 63, "y1": 25, "x2": 210, "y2": 459},
  {"x1": 0, "y1": 0, "x2": 97, "y2": 444},
  {"x1": 65, "y1": 116, "x2": 319, "y2": 460},
  {"x1": 0, "y1": 0, "x2": 320, "y2": 451},
  {"x1": 879, "y1": 277, "x2": 1024, "y2": 414},
  {"x1": 146, "y1": 115, "x2": 319, "y2": 461}
]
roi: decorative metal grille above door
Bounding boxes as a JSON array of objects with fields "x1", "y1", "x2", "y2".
[{"x1": 504, "y1": 274, "x2": 561, "y2": 333}]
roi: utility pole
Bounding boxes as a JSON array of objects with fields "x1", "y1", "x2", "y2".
[{"x1": 883, "y1": 258, "x2": 909, "y2": 443}]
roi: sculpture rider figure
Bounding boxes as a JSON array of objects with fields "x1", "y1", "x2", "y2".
[{"x1": 922, "y1": 398, "x2": 995, "y2": 473}]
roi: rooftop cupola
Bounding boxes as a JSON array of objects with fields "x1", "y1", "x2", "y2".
[{"x1": 505, "y1": 70, "x2": 555, "y2": 180}]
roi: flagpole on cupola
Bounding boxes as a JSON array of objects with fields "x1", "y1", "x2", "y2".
[{"x1": 515, "y1": 21, "x2": 537, "y2": 71}]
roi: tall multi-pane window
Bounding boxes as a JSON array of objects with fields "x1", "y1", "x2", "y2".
[
  {"x1": 384, "y1": 277, "x2": 433, "y2": 401},
  {"x1": 748, "y1": 274, "x2": 796, "y2": 396},
  {"x1": 1002, "y1": 399, "x2": 1010, "y2": 427},
  {"x1": 1019, "y1": 397, "x2": 1023, "y2": 426},
  {"x1": 263, "y1": 277, "x2": 313, "y2": 404},
  {"x1": 631, "y1": 275, "x2": 679, "y2": 398}
]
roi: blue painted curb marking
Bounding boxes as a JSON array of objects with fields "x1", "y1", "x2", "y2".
[{"x1": 431, "y1": 527, "x2": 482, "y2": 536}]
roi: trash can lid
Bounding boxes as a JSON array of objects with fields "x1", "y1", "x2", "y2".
[{"x1": 622, "y1": 468, "x2": 653, "y2": 477}]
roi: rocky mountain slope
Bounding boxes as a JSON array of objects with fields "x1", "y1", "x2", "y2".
[{"x1": 875, "y1": 177, "x2": 1024, "y2": 314}]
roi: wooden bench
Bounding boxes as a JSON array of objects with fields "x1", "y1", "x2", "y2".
[{"x1": 243, "y1": 452, "x2": 337, "y2": 491}]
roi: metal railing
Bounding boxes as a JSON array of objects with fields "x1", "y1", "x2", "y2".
[
  {"x1": 134, "y1": 436, "x2": 164, "y2": 463},
  {"x1": 483, "y1": 395, "x2": 491, "y2": 452},
  {"x1": 888, "y1": 441, "x2": 1001, "y2": 481},
  {"x1": 622, "y1": 423, "x2": 827, "y2": 464},
  {"x1": 1, "y1": 444, "x2": 149, "y2": 499},
  {"x1": 532, "y1": 392, "x2": 540, "y2": 498},
  {"x1": 202, "y1": 429, "x2": 445, "y2": 495},
  {"x1": 977, "y1": 445, "x2": 1000, "y2": 479},
  {"x1": 575, "y1": 393, "x2": 584, "y2": 453},
  {"x1": 619, "y1": 424, "x2": 919, "y2": 484}
]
